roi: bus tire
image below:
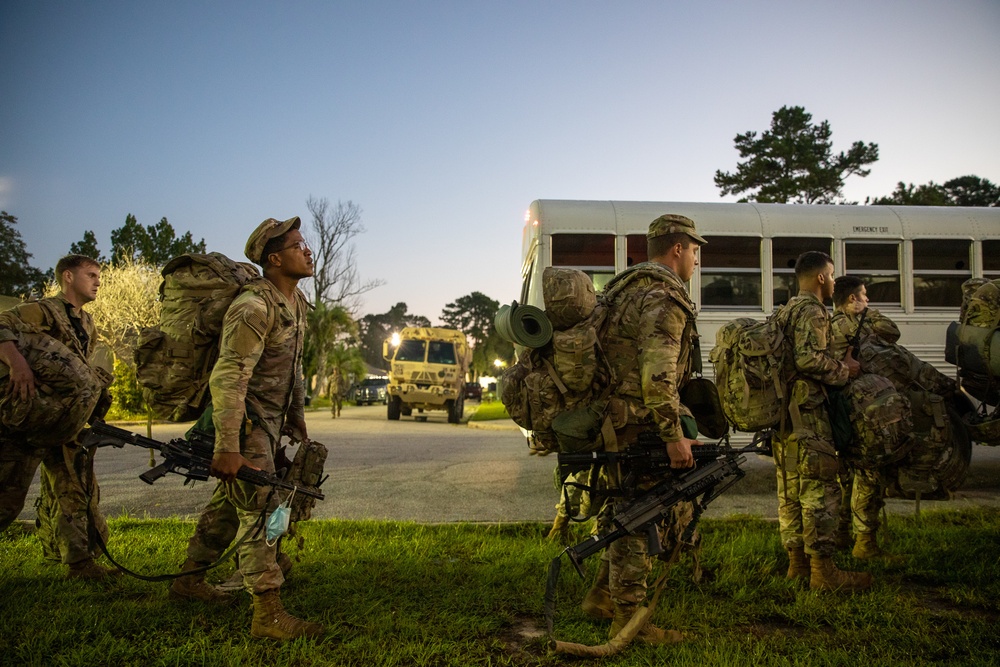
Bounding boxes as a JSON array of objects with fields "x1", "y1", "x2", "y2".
[{"x1": 387, "y1": 396, "x2": 401, "y2": 421}]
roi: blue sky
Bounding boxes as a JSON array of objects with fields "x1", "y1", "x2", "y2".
[{"x1": 2, "y1": 1, "x2": 998, "y2": 321}]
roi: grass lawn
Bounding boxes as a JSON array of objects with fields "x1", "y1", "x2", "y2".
[
  {"x1": 1, "y1": 508, "x2": 998, "y2": 666},
  {"x1": 469, "y1": 401, "x2": 511, "y2": 422}
]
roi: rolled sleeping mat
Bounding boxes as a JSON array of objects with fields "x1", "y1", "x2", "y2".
[
  {"x1": 945, "y1": 322, "x2": 1000, "y2": 376},
  {"x1": 495, "y1": 301, "x2": 553, "y2": 348}
]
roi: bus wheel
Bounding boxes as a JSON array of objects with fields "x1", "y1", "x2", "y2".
[
  {"x1": 939, "y1": 404, "x2": 973, "y2": 492},
  {"x1": 387, "y1": 396, "x2": 401, "y2": 420}
]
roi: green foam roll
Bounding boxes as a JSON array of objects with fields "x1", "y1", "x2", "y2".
[{"x1": 495, "y1": 301, "x2": 553, "y2": 348}]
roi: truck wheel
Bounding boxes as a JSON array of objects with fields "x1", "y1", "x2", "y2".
[
  {"x1": 387, "y1": 396, "x2": 401, "y2": 420},
  {"x1": 447, "y1": 397, "x2": 463, "y2": 424}
]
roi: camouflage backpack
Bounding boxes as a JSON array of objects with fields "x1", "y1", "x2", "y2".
[
  {"x1": 709, "y1": 313, "x2": 791, "y2": 433},
  {"x1": 890, "y1": 389, "x2": 955, "y2": 497},
  {"x1": 500, "y1": 268, "x2": 614, "y2": 455},
  {"x1": 839, "y1": 373, "x2": 913, "y2": 470},
  {"x1": 946, "y1": 277, "x2": 1000, "y2": 443},
  {"x1": 0, "y1": 331, "x2": 107, "y2": 447},
  {"x1": 135, "y1": 253, "x2": 262, "y2": 422}
]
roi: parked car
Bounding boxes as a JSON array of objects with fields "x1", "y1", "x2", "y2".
[
  {"x1": 464, "y1": 382, "x2": 483, "y2": 402},
  {"x1": 356, "y1": 376, "x2": 389, "y2": 405}
]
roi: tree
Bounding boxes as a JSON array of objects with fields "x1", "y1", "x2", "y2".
[
  {"x1": 304, "y1": 196, "x2": 384, "y2": 309},
  {"x1": 110, "y1": 214, "x2": 206, "y2": 266},
  {"x1": 0, "y1": 211, "x2": 47, "y2": 297},
  {"x1": 440, "y1": 292, "x2": 512, "y2": 377},
  {"x1": 303, "y1": 302, "x2": 357, "y2": 397},
  {"x1": 714, "y1": 105, "x2": 879, "y2": 204},
  {"x1": 69, "y1": 230, "x2": 106, "y2": 262},
  {"x1": 358, "y1": 303, "x2": 431, "y2": 369},
  {"x1": 942, "y1": 175, "x2": 999, "y2": 207},
  {"x1": 869, "y1": 175, "x2": 999, "y2": 207}
]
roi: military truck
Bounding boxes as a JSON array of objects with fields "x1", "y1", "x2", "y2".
[{"x1": 383, "y1": 327, "x2": 471, "y2": 423}]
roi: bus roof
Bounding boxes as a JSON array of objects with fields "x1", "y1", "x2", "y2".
[{"x1": 529, "y1": 200, "x2": 1000, "y2": 240}]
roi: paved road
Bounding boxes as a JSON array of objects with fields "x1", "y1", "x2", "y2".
[{"x1": 16, "y1": 403, "x2": 1000, "y2": 524}]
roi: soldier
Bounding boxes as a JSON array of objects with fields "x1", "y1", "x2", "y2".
[
  {"x1": 578, "y1": 214, "x2": 706, "y2": 644},
  {"x1": 328, "y1": 367, "x2": 345, "y2": 419},
  {"x1": 773, "y1": 251, "x2": 872, "y2": 591},
  {"x1": 828, "y1": 276, "x2": 888, "y2": 558},
  {"x1": 0, "y1": 254, "x2": 115, "y2": 579},
  {"x1": 169, "y1": 217, "x2": 324, "y2": 641}
]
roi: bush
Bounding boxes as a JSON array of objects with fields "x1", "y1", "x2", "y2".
[{"x1": 105, "y1": 357, "x2": 147, "y2": 420}]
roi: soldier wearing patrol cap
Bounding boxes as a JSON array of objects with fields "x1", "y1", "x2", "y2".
[
  {"x1": 579, "y1": 213, "x2": 706, "y2": 645},
  {"x1": 170, "y1": 217, "x2": 324, "y2": 641}
]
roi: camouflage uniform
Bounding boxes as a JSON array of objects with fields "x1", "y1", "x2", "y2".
[
  {"x1": 0, "y1": 295, "x2": 109, "y2": 564},
  {"x1": 182, "y1": 278, "x2": 308, "y2": 594},
  {"x1": 773, "y1": 292, "x2": 850, "y2": 558},
  {"x1": 597, "y1": 261, "x2": 700, "y2": 609}
]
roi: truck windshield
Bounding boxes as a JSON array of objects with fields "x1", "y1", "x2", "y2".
[
  {"x1": 427, "y1": 341, "x2": 457, "y2": 365},
  {"x1": 396, "y1": 340, "x2": 426, "y2": 362}
]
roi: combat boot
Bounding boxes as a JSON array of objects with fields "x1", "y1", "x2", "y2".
[
  {"x1": 546, "y1": 514, "x2": 570, "y2": 543},
  {"x1": 580, "y1": 560, "x2": 613, "y2": 620},
  {"x1": 609, "y1": 605, "x2": 683, "y2": 645},
  {"x1": 170, "y1": 559, "x2": 234, "y2": 604},
  {"x1": 809, "y1": 555, "x2": 874, "y2": 592},
  {"x1": 67, "y1": 558, "x2": 120, "y2": 580},
  {"x1": 251, "y1": 589, "x2": 324, "y2": 640},
  {"x1": 852, "y1": 533, "x2": 906, "y2": 563},
  {"x1": 785, "y1": 546, "x2": 810, "y2": 581}
]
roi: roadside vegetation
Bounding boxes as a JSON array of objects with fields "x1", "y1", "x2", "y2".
[
  {"x1": 1, "y1": 508, "x2": 997, "y2": 666},
  {"x1": 470, "y1": 401, "x2": 511, "y2": 421}
]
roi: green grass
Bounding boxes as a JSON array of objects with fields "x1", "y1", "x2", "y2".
[
  {"x1": 470, "y1": 401, "x2": 511, "y2": 421},
  {"x1": 1, "y1": 509, "x2": 998, "y2": 666}
]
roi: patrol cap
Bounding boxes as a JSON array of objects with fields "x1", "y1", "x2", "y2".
[
  {"x1": 647, "y1": 214, "x2": 707, "y2": 245},
  {"x1": 245, "y1": 216, "x2": 302, "y2": 264}
]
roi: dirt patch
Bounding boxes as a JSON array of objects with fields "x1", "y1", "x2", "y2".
[{"x1": 499, "y1": 616, "x2": 548, "y2": 660}]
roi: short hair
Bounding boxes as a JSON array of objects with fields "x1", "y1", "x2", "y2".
[
  {"x1": 833, "y1": 275, "x2": 866, "y2": 307},
  {"x1": 259, "y1": 231, "x2": 293, "y2": 267},
  {"x1": 647, "y1": 232, "x2": 693, "y2": 260},
  {"x1": 794, "y1": 251, "x2": 833, "y2": 279},
  {"x1": 55, "y1": 254, "x2": 100, "y2": 287}
]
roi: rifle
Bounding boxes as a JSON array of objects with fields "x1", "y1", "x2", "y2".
[
  {"x1": 82, "y1": 420, "x2": 324, "y2": 500},
  {"x1": 557, "y1": 430, "x2": 771, "y2": 480},
  {"x1": 561, "y1": 431, "x2": 770, "y2": 577}
]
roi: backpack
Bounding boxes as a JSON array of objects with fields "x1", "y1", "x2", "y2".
[
  {"x1": 946, "y1": 277, "x2": 1000, "y2": 440},
  {"x1": 499, "y1": 268, "x2": 612, "y2": 455},
  {"x1": 838, "y1": 373, "x2": 912, "y2": 470},
  {"x1": 709, "y1": 315, "x2": 790, "y2": 433},
  {"x1": 135, "y1": 253, "x2": 262, "y2": 422},
  {"x1": 0, "y1": 331, "x2": 106, "y2": 447}
]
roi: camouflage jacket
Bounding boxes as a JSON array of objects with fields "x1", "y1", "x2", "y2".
[
  {"x1": 209, "y1": 279, "x2": 308, "y2": 454},
  {"x1": 601, "y1": 261, "x2": 697, "y2": 443},
  {"x1": 829, "y1": 307, "x2": 901, "y2": 361},
  {"x1": 777, "y1": 292, "x2": 849, "y2": 408},
  {"x1": 0, "y1": 294, "x2": 95, "y2": 363}
]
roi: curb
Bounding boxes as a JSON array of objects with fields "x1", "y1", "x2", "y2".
[{"x1": 466, "y1": 419, "x2": 522, "y2": 431}]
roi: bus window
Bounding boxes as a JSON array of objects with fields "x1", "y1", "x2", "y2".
[
  {"x1": 626, "y1": 234, "x2": 647, "y2": 267},
  {"x1": 913, "y1": 239, "x2": 971, "y2": 308},
  {"x1": 551, "y1": 233, "x2": 615, "y2": 292},
  {"x1": 983, "y1": 240, "x2": 1000, "y2": 278},
  {"x1": 520, "y1": 260, "x2": 534, "y2": 304},
  {"x1": 700, "y1": 236, "x2": 761, "y2": 309},
  {"x1": 845, "y1": 242, "x2": 901, "y2": 306},
  {"x1": 772, "y1": 237, "x2": 833, "y2": 307}
]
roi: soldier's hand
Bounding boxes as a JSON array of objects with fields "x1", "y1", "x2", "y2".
[
  {"x1": 845, "y1": 347, "x2": 861, "y2": 379},
  {"x1": 210, "y1": 451, "x2": 260, "y2": 482},
  {"x1": 282, "y1": 416, "x2": 308, "y2": 442},
  {"x1": 6, "y1": 354, "x2": 37, "y2": 402},
  {"x1": 666, "y1": 437, "x2": 702, "y2": 469}
]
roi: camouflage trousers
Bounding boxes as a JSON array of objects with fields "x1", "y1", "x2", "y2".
[
  {"x1": 839, "y1": 466, "x2": 885, "y2": 536},
  {"x1": 0, "y1": 440, "x2": 108, "y2": 564},
  {"x1": 598, "y1": 496, "x2": 700, "y2": 608},
  {"x1": 774, "y1": 406, "x2": 842, "y2": 557},
  {"x1": 184, "y1": 426, "x2": 285, "y2": 594},
  {"x1": 554, "y1": 467, "x2": 593, "y2": 519}
]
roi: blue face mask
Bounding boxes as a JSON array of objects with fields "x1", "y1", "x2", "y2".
[{"x1": 265, "y1": 488, "x2": 297, "y2": 545}]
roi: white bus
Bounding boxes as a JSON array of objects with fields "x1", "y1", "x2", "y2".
[{"x1": 519, "y1": 199, "x2": 1000, "y2": 372}]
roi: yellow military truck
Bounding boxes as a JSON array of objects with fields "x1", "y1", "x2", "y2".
[{"x1": 383, "y1": 327, "x2": 471, "y2": 423}]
